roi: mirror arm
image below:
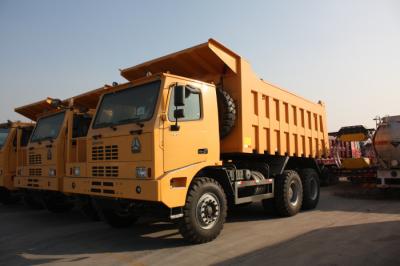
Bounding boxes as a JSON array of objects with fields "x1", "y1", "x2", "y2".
[{"x1": 171, "y1": 107, "x2": 180, "y2": 131}]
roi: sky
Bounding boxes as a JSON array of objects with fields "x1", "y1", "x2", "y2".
[{"x1": 0, "y1": 0, "x2": 399, "y2": 131}]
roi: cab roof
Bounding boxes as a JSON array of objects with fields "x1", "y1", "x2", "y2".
[
  {"x1": 63, "y1": 85, "x2": 112, "y2": 110},
  {"x1": 120, "y1": 38, "x2": 240, "y2": 82},
  {"x1": 15, "y1": 99, "x2": 58, "y2": 121},
  {"x1": 15, "y1": 85, "x2": 112, "y2": 121},
  {"x1": 0, "y1": 121, "x2": 34, "y2": 128}
]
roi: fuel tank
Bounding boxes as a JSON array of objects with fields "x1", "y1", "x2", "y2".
[{"x1": 373, "y1": 115, "x2": 400, "y2": 168}]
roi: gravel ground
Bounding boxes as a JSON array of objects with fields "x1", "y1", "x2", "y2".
[{"x1": 0, "y1": 182, "x2": 399, "y2": 266}]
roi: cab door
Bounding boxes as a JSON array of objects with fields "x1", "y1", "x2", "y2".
[{"x1": 163, "y1": 84, "x2": 208, "y2": 172}]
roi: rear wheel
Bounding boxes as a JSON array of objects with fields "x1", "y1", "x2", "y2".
[
  {"x1": 102, "y1": 208, "x2": 138, "y2": 228},
  {"x1": 179, "y1": 177, "x2": 227, "y2": 244},
  {"x1": 272, "y1": 170, "x2": 303, "y2": 217},
  {"x1": 299, "y1": 168, "x2": 320, "y2": 210}
]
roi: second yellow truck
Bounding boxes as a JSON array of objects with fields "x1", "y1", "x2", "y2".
[{"x1": 14, "y1": 87, "x2": 110, "y2": 215}]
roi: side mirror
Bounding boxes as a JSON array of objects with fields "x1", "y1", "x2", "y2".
[
  {"x1": 174, "y1": 109, "x2": 185, "y2": 119},
  {"x1": 174, "y1": 85, "x2": 185, "y2": 107}
]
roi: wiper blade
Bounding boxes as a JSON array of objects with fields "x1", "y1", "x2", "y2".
[
  {"x1": 43, "y1": 136, "x2": 54, "y2": 142},
  {"x1": 116, "y1": 117, "x2": 142, "y2": 124},
  {"x1": 95, "y1": 122, "x2": 115, "y2": 128}
]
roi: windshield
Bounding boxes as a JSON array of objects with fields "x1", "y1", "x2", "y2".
[
  {"x1": 93, "y1": 80, "x2": 161, "y2": 128},
  {"x1": 30, "y1": 112, "x2": 65, "y2": 142},
  {"x1": 0, "y1": 128, "x2": 10, "y2": 149}
]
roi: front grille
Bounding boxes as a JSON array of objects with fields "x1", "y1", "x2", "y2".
[
  {"x1": 92, "y1": 145, "x2": 118, "y2": 161},
  {"x1": 92, "y1": 166, "x2": 119, "y2": 177},
  {"x1": 29, "y1": 154, "x2": 42, "y2": 165},
  {"x1": 29, "y1": 168, "x2": 42, "y2": 176},
  {"x1": 90, "y1": 181, "x2": 116, "y2": 194}
]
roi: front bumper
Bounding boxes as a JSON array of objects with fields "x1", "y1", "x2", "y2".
[
  {"x1": 377, "y1": 169, "x2": 400, "y2": 188},
  {"x1": 14, "y1": 176, "x2": 60, "y2": 191},
  {"x1": 64, "y1": 175, "x2": 189, "y2": 208},
  {"x1": 0, "y1": 175, "x2": 17, "y2": 190},
  {"x1": 64, "y1": 177, "x2": 159, "y2": 201}
]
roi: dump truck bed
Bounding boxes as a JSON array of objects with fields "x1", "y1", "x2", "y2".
[
  {"x1": 236, "y1": 72, "x2": 328, "y2": 157},
  {"x1": 121, "y1": 38, "x2": 328, "y2": 158}
]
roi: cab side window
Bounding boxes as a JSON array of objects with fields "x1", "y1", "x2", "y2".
[{"x1": 168, "y1": 87, "x2": 201, "y2": 121}]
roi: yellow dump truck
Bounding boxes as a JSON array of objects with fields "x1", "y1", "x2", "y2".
[
  {"x1": 64, "y1": 39, "x2": 329, "y2": 243},
  {"x1": 0, "y1": 121, "x2": 34, "y2": 204},
  {"x1": 14, "y1": 87, "x2": 110, "y2": 214}
]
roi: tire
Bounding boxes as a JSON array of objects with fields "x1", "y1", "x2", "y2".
[
  {"x1": 273, "y1": 170, "x2": 303, "y2": 217},
  {"x1": 299, "y1": 168, "x2": 320, "y2": 210},
  {"x1": 78, "y1": 197, "x2": 100, "y2": 221},
  {"x1": 102, "y1": 208, "x2": 138, "y2": 228},
  {"x1": 217, "y1": 88, "x2": 236, "y2": 139},
  {"x1": 0, "y1": 188, "x2": 19, "y2": 204},
  {"x1": 43, "y1": 194, "x2": 74, "y2": 213},
  {"x1": 0, "y1": 188, "x2": 7, "y2": 204},
  {"x1": 23, "y1": 193, "x2": 44, "y2": 210},
  {"x1": 179, "y1": 177, "x2": 227, "y2": 244}
]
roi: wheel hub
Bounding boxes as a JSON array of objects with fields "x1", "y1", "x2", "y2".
[
  {"x1": 288, "y1": 181, "x2": 299, "y2": 206},
  {"x1": 196, "y1": 193, "x2": 220, "y2": 229},
  {"x1": 309, "y1": 178, "x2": 318, "y2": 200}
]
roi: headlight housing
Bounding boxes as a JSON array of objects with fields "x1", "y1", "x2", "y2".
[
  {"x1": 73, "y1": 167, "x2": 81, "y2": 176},
  {"x1": 136, "y1": 167, "x2": 147, "y2": 178},
  {"x1": 49, "y1": 168, "x2": 56, "y2": 176}
]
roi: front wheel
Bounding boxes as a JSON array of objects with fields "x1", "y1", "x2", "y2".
[
  {"x1": 179, "y1": 177, "x2": 227, "y2": 244},
  {"x1": 0, "y1": 188, "x2": 19, "y2": 204},
  {"x1": 78, "y1": 196, "x2": 101, "y2": 221},
  {"x1": 43, "y1": 193, "x2": 73, "y2": 213},
  {"x1": 102, "y1": 208, "x2": 138, "y2": 228},
  {"x1": 23, "y1": 192, "x2": 44, "y2": 210}
]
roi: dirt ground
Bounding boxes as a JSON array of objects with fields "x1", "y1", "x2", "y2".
[{"x1": 1, "y1": 182, "x2": 400, "y2": 266}]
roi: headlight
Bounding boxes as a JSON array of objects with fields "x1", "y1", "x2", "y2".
[
  {"x1": 73, "y1": 167, "x2": 81, "y2": 176},
  {"x1": 391, "y1": 160, "x2": 399, "y2": 167},
  {"x1": 136, "y1": 167, "x2": 147, "y2": 178},
  {"x1": 49, "y1": 168, "x2": 56, "y2": 176}
]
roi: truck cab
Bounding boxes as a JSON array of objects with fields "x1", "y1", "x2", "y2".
[
  {"x1": 0, "y1": 122, "x2": 33, "y2": 203},
  {"x1": 64, "y1": 74, "x2": 220, "y2": 207},
  {"x1": 14, "y1": 87, "x2": 110, "y2": 212}
]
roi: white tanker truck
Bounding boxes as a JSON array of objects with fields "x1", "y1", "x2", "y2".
[{"x1": 373, "y1": 115, "x2": 400, "y2": 188}]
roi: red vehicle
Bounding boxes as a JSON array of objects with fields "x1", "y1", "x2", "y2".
[{"x1": 319, "y1": 126, "x2": 377, "y2": 184}]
